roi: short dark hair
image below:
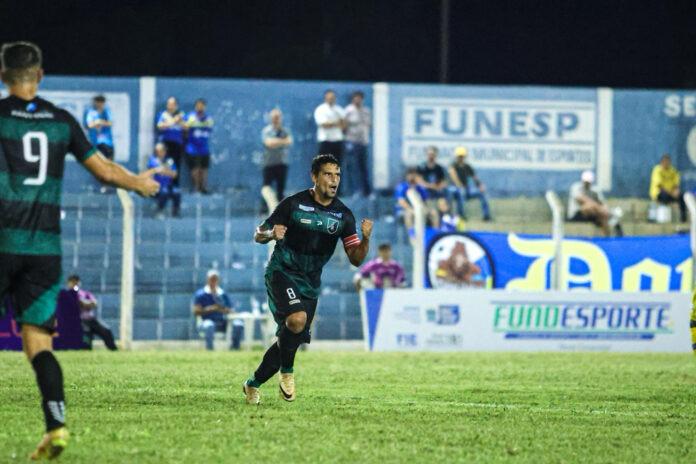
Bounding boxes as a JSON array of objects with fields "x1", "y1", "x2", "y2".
[
  {"x1": 93, "y1": 95, "x2": 106, "y2": 103},
  {"x1": 67, "y1": 274, "x2": 80, "y2": 282},
  {"x1": 324, "y1": 89, "x2": 335, "y2": 96},
  {"x1": 195, "y1": 98, "x2": 206, "y2": 106},
  {"x1": 311, "y1": 154, "x2": 340, "y2": 176},
  {"x1": 405, "y1": 166, "x2": 419, "y2": 175},
  {"x1": 352, "y1": 91, "x2": 364, "y2": 99},
  {"x1": 1, "y1": 41, "x2": 42, "y2": 84},
  {"x1": 378, "y1": 243, "x2": 391, "y2": 252}
]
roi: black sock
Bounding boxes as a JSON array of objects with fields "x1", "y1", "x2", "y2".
[
  {"x1": 31, "y1": 351, "x2": 66, "y2": 432},
  {"x1": 252, "y1": 342, "x2": 281, "y2": 386},
  {"x1": 278, "y1": 326, "x2": 304, "y2": 374}
]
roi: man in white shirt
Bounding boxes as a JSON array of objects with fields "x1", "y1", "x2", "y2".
[
  {"x1": 344, "y1": 91, "x2": 372, "y2": 197},
  {"x1": 567, "y1": 170, "x2": 611, "y2": 236},
  {"x1": 313, "y1": 89, "x2": 345, "y2": 164}
]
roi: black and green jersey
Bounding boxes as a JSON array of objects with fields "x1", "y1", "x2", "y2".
[
  {"x1": 0, "y1": 95, "x2": 97, "y2": 256},
  {"x1": 262, "y1": 189, "x2": 361, "y2": 299}
]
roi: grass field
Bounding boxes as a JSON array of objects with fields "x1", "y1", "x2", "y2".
[{"x1": 1, "y1": 350, "x2": 695, "y2": 463}]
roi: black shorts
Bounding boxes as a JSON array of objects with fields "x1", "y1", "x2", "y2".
[
  {"x1": 186, "y1": 154, "x2": 210, "y2": 169},
  {"x1": 0, "y1": 254, "x2": 62, "y2": 332},
  {"x1": 97, "y1": 143, "x2": 114, "y2": 160},
  {"x1": 265, "y1": 271, "x2": 318, "y2": 340}
]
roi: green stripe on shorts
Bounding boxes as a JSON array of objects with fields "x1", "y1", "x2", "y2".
[{"x1": 16, "y1": 281, "x2": 61, "y2": 328}]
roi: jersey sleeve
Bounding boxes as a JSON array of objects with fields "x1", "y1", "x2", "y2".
[
  {"x1": 341, "y1": 210, "x2": 360, "y2": 249},
  {"x1": 260, "y1": 196, "x2": 293, "y2": 230},
  {"x1": 67, "y1": 112, "x2": 97, "y2": 163},
  {"x1": 193, "y1": 291, "x2": 205, "y2": 307}
]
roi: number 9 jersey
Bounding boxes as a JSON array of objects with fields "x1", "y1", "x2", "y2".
[{"x1": 0, "y1": 95, "x2": 97, "y2": 331}]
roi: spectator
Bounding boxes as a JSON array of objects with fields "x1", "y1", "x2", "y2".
[
  {"x1": 147, "y1": 143, "x2": 180, "y2": 218},
  {"x1": 448, "y1": 146, "x2": 492, "y2": 221},
  {"x1": 185, "y1": 98, "x2": 214, "y2": 194},
  {"x1": 417, "y1": 146, "x2": 449, "y2": 217},
  {"x1": 66, "y1": 274, "x2": 117, "y2": 351},
  {"x1": 261, "y1": 108, "x2": 293, "y2": 202},
  {"x1": 395, "y1": 167, "x2": 439, "y2": 230},
  {"x1": 567, "y1": 170, "x2": 617, "y2": 236},
  {"x1": 83, "y1": 94, "x2": 114, "y2": 160},
  {"x1": 192, "y1": 270, "x2": 234, "y2": 351},
  {"x1": 437, "y1": 200, "x2": 463, "y2": 232},
  {"x1": 650, "y1": 154, "x2": 686, "y2": 222},
  {"x1": 313, "y1": 89, "x2": 345, "y2": 163},
  {"x1": 344, "y1": 91, "x2": 372, "y2": 197},
  {"x1": 354, "y1": 243, "x2": 406, "y2": 291},
  {"x1": 156, "y1": 96, "x2": 186, "y2": 187}
]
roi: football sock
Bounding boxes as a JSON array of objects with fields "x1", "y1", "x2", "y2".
[
  {"x1": 252, "y1": 342, "x2": 281, "y2": 385},
  {"x1": 278, "y1": 325, "x2": 304, "y2": 374},
  {"x1": 31, "y1": 351, "x2": 66, "y2": 432},
  {"x1": 691, "y1": 304, "x2": 696, "y2": 353}
]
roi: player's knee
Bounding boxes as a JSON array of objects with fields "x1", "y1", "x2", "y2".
[{"x1": 286, "y1": 311, "x2": 307, "y2": 334}]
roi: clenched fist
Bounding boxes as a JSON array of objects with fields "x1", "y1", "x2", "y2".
[
  {"x1": 272, "y1": 224, "x2": 287, "y2": 241},
  {"x1": 360, "y1": 219, "x2": 373, "y2": 239}
]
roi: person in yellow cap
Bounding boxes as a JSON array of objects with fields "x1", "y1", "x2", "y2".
[
  {"x1": 649, "y1": 154, "x2": 686, "y2": 222},
  {"x1": 447, "y1": 146, "x2": 491, "y2": 221}
]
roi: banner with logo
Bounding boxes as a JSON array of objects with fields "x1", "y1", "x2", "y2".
[
  {"x1": 425, "y1": 231, "x2": 692, "y2": 293},
  {"x1": 361, "y1": 289, "x2": 691, "y2": 352}
]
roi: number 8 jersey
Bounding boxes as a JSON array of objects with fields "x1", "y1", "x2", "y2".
[{"x1": 0, "y1": 95, "x2": 97, "y2": 256}]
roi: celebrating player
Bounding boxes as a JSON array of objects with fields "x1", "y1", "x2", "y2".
[
  {"x1": 0, "y1": 42, "x2": 160, "y2": 460},
  {"x1": 243, "y1": 154, "x2": 372, "y2": 404}
]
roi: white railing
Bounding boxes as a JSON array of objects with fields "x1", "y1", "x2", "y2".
[
  {"x1": 117, "y1": 189, "x2": 135, "y2": 350},
  {"x1": 261, "y1": 186, "x2": 279, "y2": 259},
  {"x1": 406, "y1": 188, "x2": 425, "y2": 290},
  {"x1": 545, "y1": 190, "x2": 564, "y2": 291},
  {"x1": 685, "y1": 192, "x2": 696, "y2": 290}
]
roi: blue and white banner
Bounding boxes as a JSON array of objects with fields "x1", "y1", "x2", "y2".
[
  {"x1": 361, "y1": 289, "x2": 691, "y2": 352},
  {"x1": 425, "y1": 231, "x2": 692, "y2": 292}
]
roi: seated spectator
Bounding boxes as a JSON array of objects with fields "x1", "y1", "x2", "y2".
[
  {"x1": 417, "y1": 146, "x2": 449, "y2": 217},
  {"x1": 650, "y1": 154, "x2": 686, "y2": 222},
  {"x1": 66, "y1": 275, "x2": 117, "y2": 351},
  {"x1": 147, "y1": 143, "x2": 180, "y2": 218},
  {"x1": 447, "y1": 146, "x2": 492, "y2": 221},
  {"x1": 567, "y1": 170, "x2": 622, "y2": 237},
  {"x1": 437, "y1": 200, "x2": 464, "y2": 232},
  {"x1": 192, "y1": 270, "x2": 234, "y2": 351},
  {"x1": 395, "y1": 167, "x2": 439, "y2": 230},
  {"x1": 354, "y1": 243, "x2": 406, "y2": 291}
]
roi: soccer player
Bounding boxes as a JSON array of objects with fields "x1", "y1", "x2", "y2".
[
  {"x1": 0, "y1": 42, "x2": 159, "y2": 460},
  {"x1": 243, "y1": 154, "x2": 373, "y2": 404}
]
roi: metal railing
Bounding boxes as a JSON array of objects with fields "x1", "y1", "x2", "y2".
[{"x1": 545, "y1": 190, "x2": 564, "y2": 291}]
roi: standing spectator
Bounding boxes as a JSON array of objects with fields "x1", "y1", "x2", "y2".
[
  {"x1": 353, "y1": 243, "x2": 406, "y2": 291},
  {"x1": 344, "y1": 91, "x2": 372, "y2": 197},
  {"x1": 650, "y1": 154, "x2": 686, "y2": 222},
  {"x1": 66, "y1": 275, "x2": 117, "y2": 351},
  {"x1": 261, "y1": 108, "x2": 293, "y2": 202},
  {"x1": 147, "y1": 143, "x2": 180, "y2": 218},
  {"x1": 395, "y1": 167, "x2": 439, "y2": 230},
  {"x1": 192, "y1": 270, "x2": 234, "y2": 351},
  {"x1": 417, "y1": 146, "x2": 449, "y2": 215},
  {"x1": 313, "y1": 89, "x2": 345, "y2": 163},
  {"x1": 185, "y1": 98, "x2": 214, "y2": 194},
  {"x1": 83, "y1": 95, "x2": 114, "y2": 160},
  {"x1": 448, "y1": 146, "x2": 492, "y2": 221},
  {"x1": 567, "y1": 170, "x2": 615, "y2": 236},
  {"x1": 156, "y1": 96, "x2": 186, "y2": 187}
]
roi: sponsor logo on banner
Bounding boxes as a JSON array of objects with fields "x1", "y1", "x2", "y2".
[
  {"x1": 402, "y1": 97, "x2": 596, "y2": 170},
  {"x1": 396, "y1": 333, "x2": 418, "y2": 347},
  {"x1": 492, "y1": 300, "x2": 672, "y2": 341},
  {"x1": 426, "y1": 333, "x2": 464, "y2": 348},
  {"x1": 426, "y1": 233, "x2": 494, "y2": 289},
  {"x1": 426, "y1": 305, "x2": 460, "y2": 325}
]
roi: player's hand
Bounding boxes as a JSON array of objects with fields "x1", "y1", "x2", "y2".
[
  {"x1": 136, "y1": 171, "x2": 160, "y2": 197},
  {"x1": 272, "y1": 225, "x2": 287, "y2": 241},
  {"x1": 361, "y1": 219, "x2": 373, "y2": 239}
]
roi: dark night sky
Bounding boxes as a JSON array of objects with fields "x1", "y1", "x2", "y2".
[{"x1": 1, "y1": 0, "x2": 695, "y2": 88}]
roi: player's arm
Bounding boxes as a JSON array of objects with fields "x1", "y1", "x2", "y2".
[
  {"x1": 345, "y1": 219, "x2": 373, "y2": 267},
  {"x1": 255, "y1": 197, "x2": 292, "y2": 244},
  {"x1": 255, "y1": 224, "x2": 287, "y2": 244},
  {"x1": 83, "y1": 153, "x2": 159, "y2": 197}
]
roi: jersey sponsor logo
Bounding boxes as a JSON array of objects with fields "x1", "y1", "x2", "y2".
[
  {"x1": 299, "y1": 204, "x2": 315, "y2": 212},
  {"x1": 328, "y1": 211, "x2": 343, "y2": 218},
  {"x1": 301, "y1": 218, "x2": 312, "y2": 224},
  {"x1": 288, "y1": 298, "x2": 301, "y2": 305},
  {"x1": 10, "y1": 109, "x2": 54, "y2": 119},
  {"x1": 327, "y1": 218, "x2": 339, "y2": 234}
]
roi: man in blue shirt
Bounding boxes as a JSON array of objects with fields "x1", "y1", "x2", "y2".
[
  {"x1": 147, "y1": 143, "x2": 180, "y2": 218},
  {"x1": 395, "y1": 167, "x2": 439, "y2": 230},
  {"x1": 192, "y1": 270, "x2": 233, "y2": 351},
  {"x1": 156, "y1": 96, "x2": 186, "y2": 187},
  {"x1": 83, "y1": 95, "x2": 114, "y2": 160},
  {"x1": 185, "y1": 98, "x2": 214, "y2": 194}
]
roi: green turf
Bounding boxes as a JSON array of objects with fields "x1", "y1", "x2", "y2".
[{"x1": 1, "y1": 351, "x2": 695, "y2": 463}]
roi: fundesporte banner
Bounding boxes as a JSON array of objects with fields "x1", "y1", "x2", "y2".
[{"x1": 361, "y1": 289, "x2": 691, "y2": 352}]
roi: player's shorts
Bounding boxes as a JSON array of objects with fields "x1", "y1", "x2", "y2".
[
  {"x1": 266, "y1": 270, "x2": 318, "y2": 341},
  {"x1": 0, "y1": 254, "x2": 62, "y2": 332},
  {"x1": 186, "y1": 154, "x2": 210, "y2": 170}
]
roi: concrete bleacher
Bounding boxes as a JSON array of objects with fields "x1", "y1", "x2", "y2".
[{"x1": 60, "y1": 191, "x2": 682, "y2": 343}]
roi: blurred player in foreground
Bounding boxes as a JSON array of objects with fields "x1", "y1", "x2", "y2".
[
  {"x1": 0, "y1": 42, "x2": 159, "y2": 460},
  {"x1": 244, "y1": 154, "x2": 372, "y2": 403}
]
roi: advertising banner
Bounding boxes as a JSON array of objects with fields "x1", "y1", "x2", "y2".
[
  {"x1": 425, "y1": 231, "x2": 691, "y2": 293},
  {"x1": 361, "y1": 289, "x2": 691, "y2": 352}
]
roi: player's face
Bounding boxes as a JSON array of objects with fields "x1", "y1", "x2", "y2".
[{"x1": 312, "y1": 163, "x2": 341, "y2": 199}]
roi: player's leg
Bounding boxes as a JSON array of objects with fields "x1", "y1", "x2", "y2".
[
  {"x1": 90, "y1": 319, "x2": 118, "y2": 351},
  {"x1": 278, "y1": 299, "x2": 317, "y2": 402},
  {"x1": 200, "y1": 155, "x2": 210, "y2": 193}
]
